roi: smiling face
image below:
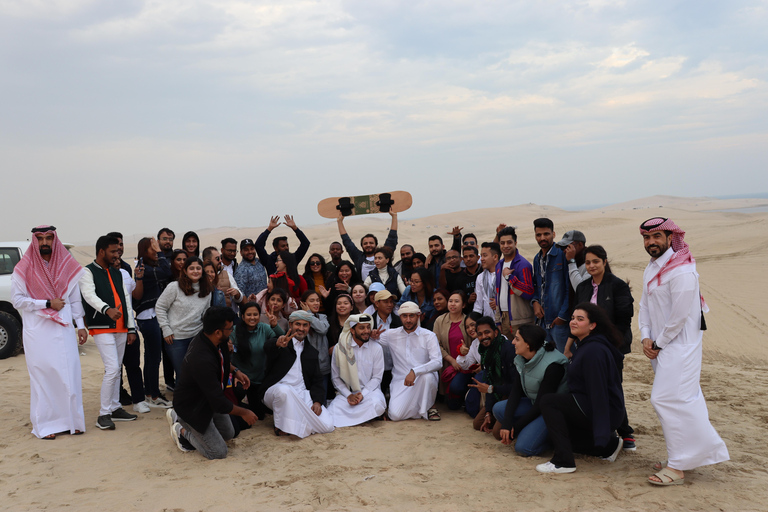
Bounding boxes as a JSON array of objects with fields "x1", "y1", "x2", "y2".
[
  {"x1": 221, "y1": 243, "x2": 237, "y2": 263},
  {"x1": 447, "y1": 293, "x2": 464, "y2": 314},
  {"x1": 304, "y1": 293, "x2": 321, "y2": 313},
  {"x1": 585, "y1": 251, "x2": 606, "y2": 279},
  {"x1": 290, "y1": 319, "x2": 310, "y2": 341},
  {"x1": 241, "y1": 245, "x2": 256, "y2": 262},
  {"x1": 204, "y1": 264, "x2": 217, "y2": 284},
  {"x1": 465, "y1": 317, "x2": 477, "y2": 339},
  {"x1": 476, "y1": 323, "x2": 497, "y2": 347},
  {"x1": 185, "y1": 261, "x2": 203, "y2": 283},
  {"x1": 570, "y1": 309, "x2": 596, "y2": 340},
  {"x1": 308, "y1": 257, "x2": 323, "y2": 273},
  {"x1": 351, "y1": 284, "x2": 367, "y2": 304},
  {"x1": 499, "y1": 235, "x2": 517, "y2": 258},
  {"x1": 643, "y1": 231, "x2": 671, "y2": 258},
  {"x1": 185, "y1": 238, "x2": 198, "y2": 254},
  {"x1": 337, "y1": 264, "x2": 353, "y2": 283},
  {"x1": 336, "y1": 296, "x2": 353, "y2": 317},
  {"x1": 375, "y1": 297, "x2": 396, "y2": 316},
  {"x1": 480, "y1": 247, "x2": 498, "y2": 271},
  {"x1": 361, "y1": 236, "x2": 377, "y2": 256},
  {"x1": 173, "y1": 252, "x2": 187, "y2": 270},
  {"x1": 351, "y1": 323, "x2": 372, "y2": 345},
  {"x1": 242, "y1": 306, "x2": 260, "y2": 329}
]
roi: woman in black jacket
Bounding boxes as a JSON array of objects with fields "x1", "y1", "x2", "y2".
[
  {"x1": 536, "y1": 302, "x2": 626, "y2": 474},
  {"x1": 570, "y1": 245, "x2": 636, "y2": 450}
]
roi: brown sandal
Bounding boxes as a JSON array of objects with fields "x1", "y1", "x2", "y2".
[{"x1": 43, "y1": 434, "x2": 56, "y2": 440}]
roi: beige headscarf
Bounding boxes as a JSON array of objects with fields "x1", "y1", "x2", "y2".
[{"x1": 336, "y1": 314, "x2": 374, "y2": 393}]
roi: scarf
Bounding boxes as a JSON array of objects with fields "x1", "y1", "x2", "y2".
[
  {"x1": 478, "y1": 333, "x2": 504, "y2": 398},
  {"x1": 640, "y1": 217, "x2": 707, "y2": 310},
  {"x1": 13, "y1": 226, "x2": 84, "y2": 326},
  {"x1": 335, "y1": 314, "x2": 374, "y2": 393}
]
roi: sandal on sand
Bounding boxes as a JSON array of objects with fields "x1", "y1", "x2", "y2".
[
  {"x1": 427, "y1": 408, "x2": 441, "y2": 421},
  {"x1": 274, "y1": 427, "x2": 291, "y2": 437},
  {"x1": 72, "y1": 430, "x2": 84, "y2": 436},
  {"x1": 42, "y1": 434, "x2": 56, "y2": 440},
  {"x1": 649, "y1": 467, "x2": 685, "y2": 486}
]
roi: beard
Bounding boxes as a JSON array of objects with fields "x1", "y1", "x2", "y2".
[{"x1": 39, "y1": 246, "x2": 52, "y2": 255}]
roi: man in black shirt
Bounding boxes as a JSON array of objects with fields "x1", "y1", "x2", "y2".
[{"x1": 168, "y1": 307, "x2": 257, "y2": 459}]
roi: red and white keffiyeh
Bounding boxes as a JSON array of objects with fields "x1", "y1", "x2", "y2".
[
  {"x1": 639, "y1": 217, "x2": 707, "y2": 310},
  {"x1": 13, "y1": 226, "x2": 84, "y2": 326}
]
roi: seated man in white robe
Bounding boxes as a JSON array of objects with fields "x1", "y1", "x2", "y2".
[
  {"x1": 373, "y1": 302, "x2": 442, "y2": 421},
  {"x1": 328, "y1": 314, "x2": 386, "y2": 427},
  {"x1": 258, "y1": 310, "x2": 334, "y2": 438}
]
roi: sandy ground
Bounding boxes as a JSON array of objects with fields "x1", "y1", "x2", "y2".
[{"x1": 2, "y1": 195, "x2": 768, "y2": 511}]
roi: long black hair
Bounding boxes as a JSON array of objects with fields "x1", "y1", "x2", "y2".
[
  {"x1": 584, "y1": 245, "x2": 612, "y2": 274},
  {"x1": 516, "y1": 324, "x2": 553, "y2": 352},
  {"x1": 277, "y1": 250, "x2": 301, "y2": 296},
  {"x1": 234, "y1": 302, "x2": 261, "y2": 359},
  {"x1": 573, "y1": 302, "x2": 623, "y2": 348}
]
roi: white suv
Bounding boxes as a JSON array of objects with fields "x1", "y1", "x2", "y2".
[{"x1": 0, "y1": 241, "x2": 74, "y2": 359}]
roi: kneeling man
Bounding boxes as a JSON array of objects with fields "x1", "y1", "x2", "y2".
[
  {"x1": 259, "y1": 310, "x2": 334, "y2": 437},
  {"x1": 328, "y1": 315, "x2": 386, "y2": 427},
  {"x1": 169, "y1": 307, "x2": 257, "y2": 459},
  {"x1": 375, "y1": 302, "x2": 442, "y2": 421}
]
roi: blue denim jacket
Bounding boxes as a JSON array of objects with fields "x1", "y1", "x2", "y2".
[{"x1": 532, "y1": 245, "x2": 570, "y2": 324}]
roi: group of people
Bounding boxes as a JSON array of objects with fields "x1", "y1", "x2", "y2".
[{"x1": 11, "y1": 213, "x2": 729, "y2": 485}]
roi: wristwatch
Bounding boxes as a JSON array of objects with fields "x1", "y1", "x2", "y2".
[
  {"x1": 569, "y1": 259, "x2": 576, "y2": 264},
  {"x1": 487, "y1": 385, "x2": 494, "y2": 394},
  {"x1": 46, "y1": 300, "x2": 51, "y2": 309}
]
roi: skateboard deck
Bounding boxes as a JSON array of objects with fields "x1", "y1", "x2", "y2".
[{"x1": 317, "y1": 191, "x2": 413, "y2": 218}]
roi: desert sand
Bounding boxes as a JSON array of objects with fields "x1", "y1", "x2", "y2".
[{"x1": 2, "y1": 195, "x2": 767, "y2": 511}]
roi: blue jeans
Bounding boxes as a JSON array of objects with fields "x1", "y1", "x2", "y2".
[
  {"x1": 545, "y1": 323, "x2": 570, "y2": 354},
  {"x1": 464, "y1": 370, "x2": 485, "y2": 418},
  {"x1": 446, "y1": 371, "x2": 474, "y2": 411},
  {"x1": 137, "y1": 317, "x2": 163, "y2": 398},
  {"x1": 166, "y1": 337, "x2": 193, "y2": 380},
  {"x1": 492, "y1": 397, "x2": 551, "y2": 457}
]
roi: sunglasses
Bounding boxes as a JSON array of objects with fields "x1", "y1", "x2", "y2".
[
  {"x1": 464, "y1": 241, "x2": 477, "y2": 246},
  {"x1": 310, "y1": 261, "x2": 322, "y2": 266}
]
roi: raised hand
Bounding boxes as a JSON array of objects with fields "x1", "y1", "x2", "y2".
[
  {"x1": 447, "y1": 226, "x2": 463, "y2": 236},
  {"x1": 496, "y1": 223, "x2": 507, "y2": 234},
  {"x1": 277, "y1": 328, "x2": 293, "y2": 348},
  {"x1": 283, "y1": 215, "x2": 298, "y2": 230},
  {"x1": 268, "y1": 216, "x2": 281, "y2": 231}
]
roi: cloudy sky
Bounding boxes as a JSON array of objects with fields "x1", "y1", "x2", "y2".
[{"x1": 1, "y1": 0, "x2": 766, "y2": 242}]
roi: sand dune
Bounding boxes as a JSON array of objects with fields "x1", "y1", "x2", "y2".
[{"x1": 3, "y1": 196, "x2": 766, "y2": 511}]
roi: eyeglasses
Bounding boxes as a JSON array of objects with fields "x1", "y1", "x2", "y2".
[
  {"x1": 310, "y1": 261, "x2": 322, "y2": 266},
  {"x1": 446, "y1": 255, "x2": 460, "y2": 260},
  {"x1": 160, "y1": 237, "x2": 174, "y2": 242},
  {"x1": 464, "y1": 241, "x2": 477, "y2": 246},
  {"x1": 640, "y1": 217, "x2": 669, "y2": 231}
]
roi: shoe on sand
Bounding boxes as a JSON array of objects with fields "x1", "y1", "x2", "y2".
[
  {"x1": 111, "y1": 408, "x2": 137, "y2": 421},
  {"x1": 96, "y1": 415, "x2": 115, "y2": 430},
  {"x1": 649, "y1": 467, "x2": 685, "y2": 486},
  {"x1": 536, "y1": 461, "x2": 576, "y2": 474}
]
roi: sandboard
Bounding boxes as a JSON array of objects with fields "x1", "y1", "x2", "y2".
[{"x1": 317, "y1": 191, "x2": 413, "y2": 218}]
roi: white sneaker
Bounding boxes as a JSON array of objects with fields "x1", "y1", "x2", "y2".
[
  {"x1": 146, "y1": 396, "x2": 172, "y2": 408},
  {"x1": 132, "y1": 401, "x2": 151, "y2": 413},
  {"x1": 166, "y1": 408, "x2": 178, "y2": 426},
  {"x1": 536, "y1": 461, "x2": 577, "y2": 474},
  {"x1": 170, "y1": 422, "x2": 192, "y2": 453},
  {"x1": 600, "y1": 437, "x2": 623, "y2": 463}
]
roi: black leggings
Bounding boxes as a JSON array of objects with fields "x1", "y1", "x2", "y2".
[{"x1": 540, "y1": 393, "x2": 619, "y2": 468}]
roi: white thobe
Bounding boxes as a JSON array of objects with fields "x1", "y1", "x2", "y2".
[
  {"x1": 473, "y1": 270, "x2": 496, "y2": 318},
  {"x1": 639, "y1": 247, "x2": 729, "y2": 470},
  {"x1": 376, "y1": 327, "x2": 441, "y2": 421},
  {"x1": 11, "y1": 276, "x2": 86, "y2": 438},
  {"x1": 328, "y1": 341, "x2": 386, "y2": 427},
  {"x1": 262, "y1": 338, "x2": 334, "y2": 438}
]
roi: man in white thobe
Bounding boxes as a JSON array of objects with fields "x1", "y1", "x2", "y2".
[
  {"x1": 11, "y1": 226, "x2": 88, "y2": 439},
  {"x1": 639, "y1": 217, "x2": 729, "y2": 486},
  {"x1": 328, "y1": 314, "x2": 386, "y2": 427},
  {"x1": 374, "y1": 302, "x2": 442, "y2": 421},
  {"x1": 259, "y1": 310, "x2": 334, "y2": 438}
]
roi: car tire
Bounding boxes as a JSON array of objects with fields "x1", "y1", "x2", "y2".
[{"x1": 0, "y1": 311, "x2": 22, "y2": 359}]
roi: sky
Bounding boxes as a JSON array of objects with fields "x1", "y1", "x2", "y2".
[{"x1": 1, "y1": 0, "x2": 766, "y2": 242}]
